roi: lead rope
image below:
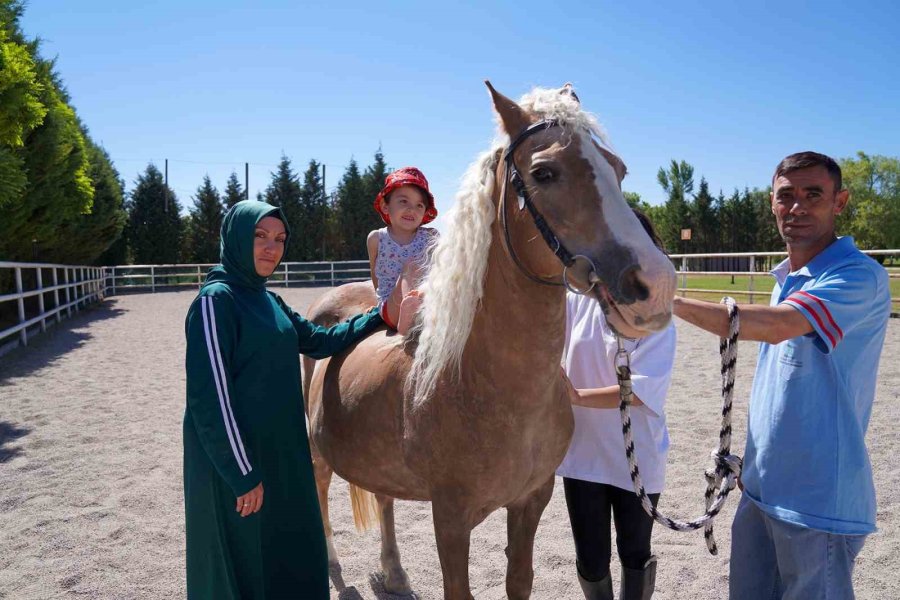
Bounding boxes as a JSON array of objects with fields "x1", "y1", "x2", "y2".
[{"x1": 615, "y1": 297, "x2": 742, "y2": 555}]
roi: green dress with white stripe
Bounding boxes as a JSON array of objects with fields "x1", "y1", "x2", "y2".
[{"x1": 183, "y1": 200, "x2": 382, "y2": 599}]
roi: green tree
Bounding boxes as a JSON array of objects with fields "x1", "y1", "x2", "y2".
[
  {"x1": 127, "y1": 164, "x2": 183, "y2": 264},
  {"x1": 223, "y1": 171, "x2": 245, "y2": 208},
  {"x1": 839, "y1": 152, "x2": 900, "y2": 251},
  {"x1": 333, "y1": 158, "x2": 367, "y2": 259},
  {"x1": 262, "y1": 155, "x2": 304, "y2": 261},
  {"x1": 0, "y1": 41, "x2": 93, "y2": 261},
  {"x1": 56, "y1": 138, "x2": 126, "y2": 264},
  {"x1": 298, "y1": 159, "x2": 328, "y2": 261},
  {"x1": 656, "y1": 159, "x2": 694, "y2": 252},
  {"x1": 187, "y1": 175, "x2": 224, "y2": 263},
  {"x1": 689, "y1": 178, "x2": 718, "y2": 253}
]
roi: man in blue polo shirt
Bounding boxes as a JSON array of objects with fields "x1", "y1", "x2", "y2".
[{"x1": 672, "y1": 151, "x2": 891, "y2": 599}]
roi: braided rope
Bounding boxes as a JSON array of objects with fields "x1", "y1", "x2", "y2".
[{"x1": 615, "y1": 297, "x2": 742, "y2": 555}]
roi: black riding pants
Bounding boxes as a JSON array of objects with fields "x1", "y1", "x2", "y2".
[{"x1": 563, "y1": 477, "x2": 660, "y2": 582}]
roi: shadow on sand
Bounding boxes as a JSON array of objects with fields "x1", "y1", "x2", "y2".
[
  {"x1": 0, "y1": 421, "x2": 31, "y2": 463},
  {"x1": 0, "y1": 299, "x2": 126, "y2": 384}
]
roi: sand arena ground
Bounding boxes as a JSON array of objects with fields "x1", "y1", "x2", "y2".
[{"x1": 0, "y1": 288, "x2": 897, "y2": 599}]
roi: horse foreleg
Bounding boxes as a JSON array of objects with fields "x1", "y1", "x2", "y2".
[
  {"x1": 313, "y1": 456, "x2": 339, "y2": 573},
  {"x1": 432, "y1": 497, "x2": 475, "y2": 600},
  {"x1": 375, "y1": 494, "x2": 412, "y2": 595},
  {"x1": 505, "y1": 476, "x2": 555, "y2": 599}
]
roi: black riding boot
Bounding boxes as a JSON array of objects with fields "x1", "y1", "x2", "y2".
[
  {"x1": 620, "y1": 555, "x2": 657, "y2": 600},
  {"x1": 577, "y1": 570, "x2": 613, "y2": 600}
]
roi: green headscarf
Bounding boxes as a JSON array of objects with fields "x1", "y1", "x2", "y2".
[{"x1": 204, "y1": 200, "x2": 291, "y2": 290}]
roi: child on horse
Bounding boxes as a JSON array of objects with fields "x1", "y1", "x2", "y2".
[{"x1": 367, "y1": 167, "x2": 438, "y2": 334}]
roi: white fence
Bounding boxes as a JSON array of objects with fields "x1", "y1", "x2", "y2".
[
  {"x1": 0, "y1": 262, "x2": 107, "y2": 356},
  {"x1": 669, "y1": 249, "x2": 899, "y2": 308},
  {"x1": 104, "y1": 260, "x2": 370, "y2": 294},
  {"x1": 1, "y1": 251, "x2": 897, "y2": 357}
]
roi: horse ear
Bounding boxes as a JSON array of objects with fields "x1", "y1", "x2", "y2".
[
  {"x1": 485, "y1": 80, "x2": 530, "y2": 138},
  {"x1": 560, "y1": 82, "x2": 580, "y2": 104}
]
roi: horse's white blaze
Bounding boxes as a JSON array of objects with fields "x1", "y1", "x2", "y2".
[{"x1": 579, "y1": 131, "x2": 676, "y2": 323}]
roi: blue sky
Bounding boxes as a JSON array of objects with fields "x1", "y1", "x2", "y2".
[{"x1": 21, "y1": 1, "x2": 900, "y2": 228}]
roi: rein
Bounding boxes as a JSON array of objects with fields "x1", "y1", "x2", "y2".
[{"x1": 615, "y1": 297, "x2": 742, "y2": 555}]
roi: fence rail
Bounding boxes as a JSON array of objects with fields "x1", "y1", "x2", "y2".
[
  {"x1": 668, "y1": 249, "x2": 899, "y2": 308},
  {"x1": 0, "y1": 262, "x2": 108, "y2": 356},
  {"x1": 2, "y1": 250, "x2": 897, "y2": 355},
  {"x1": 103, "y1": 260, "x2": 371, "y2": 293}
]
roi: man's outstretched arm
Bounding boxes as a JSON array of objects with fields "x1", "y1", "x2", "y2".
[{"x1": 673, "y1": 296, "x2": 813, "y2": 344}]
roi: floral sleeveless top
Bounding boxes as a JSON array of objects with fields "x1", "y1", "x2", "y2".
[{"x1": 374, "y1": 227, "x2": 436, "y2": 305}]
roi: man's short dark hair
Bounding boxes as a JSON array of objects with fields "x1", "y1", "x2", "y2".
[{"x1": 773, "y1": 151, "x2": 843, "y2": 193}]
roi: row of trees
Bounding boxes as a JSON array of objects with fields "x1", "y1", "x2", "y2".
[
  {"x1": 0, "y1": 1, "x2": 126, "y2": 266},
  {"x1": 122, "y1": 152, "x2": 389, "y2": 265},
  {"x1": 632, "y1": 154, "x2": 900, "y2": 255}
]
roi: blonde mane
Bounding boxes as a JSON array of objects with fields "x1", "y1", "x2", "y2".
[{"x1": 408, "y1": 85, "x2": 610, "y2": 405}]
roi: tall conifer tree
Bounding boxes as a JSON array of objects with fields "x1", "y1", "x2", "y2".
[
  {"x1": 127, "y1": 164, "x2": 183, "y2": 264},
  {"x1": 223, "y1": 171, "x2": 245, "y2": 208},
  {"x1": 188, "y1": 175, "x2": 224, "y2": 263}
]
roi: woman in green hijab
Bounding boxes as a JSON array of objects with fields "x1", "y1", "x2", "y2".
[{"x1": 183, "y1": 200, "x2": 382, "y2": 599}]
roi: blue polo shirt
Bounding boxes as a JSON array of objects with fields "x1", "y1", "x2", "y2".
[{"x1": 741, "y1": 236, "x2": 891, "y2": 535}]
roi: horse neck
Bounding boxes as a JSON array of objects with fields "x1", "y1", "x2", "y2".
[{"x1": 459, "y1": 215, "x2": 567, "y2": 388}]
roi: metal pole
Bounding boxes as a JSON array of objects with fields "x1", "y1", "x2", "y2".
[
  {"x1": 37, "y1": 268, "x2": 46, "y2": 332},
  {"x1": 164, "y1": 158, "x2": 169, "y2": 213},
  {"x1": 151, "y1": 266, "x2": 156, "y2": 293},
  {"x1": 245, "y1": 162, "x2": 249, "y2": 200},
  {"x1": 284, "y1": 262, "x2": 289, "y2": 288},
  {"x1": 15, "y1": 267, "x2": 27, "y2": 347}
]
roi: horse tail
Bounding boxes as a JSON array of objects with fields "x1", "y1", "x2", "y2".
[{"x1": 349, "y1": 483, "x2": 379, "y2": 532}]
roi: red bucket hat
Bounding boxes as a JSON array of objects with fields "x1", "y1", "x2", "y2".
[{"x1": 374, "y1": 167, "x2": 438, "y2": 225}]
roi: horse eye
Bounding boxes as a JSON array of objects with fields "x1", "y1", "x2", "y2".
[{"x1": 531, "y1": 166, "x2": 557, "y2": 183}]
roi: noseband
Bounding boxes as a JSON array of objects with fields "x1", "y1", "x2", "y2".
[{"x1": 500, "y1": 119, "x2": 597, "y2": 293}]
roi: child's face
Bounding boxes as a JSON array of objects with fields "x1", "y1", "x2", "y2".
[{"x1": 385, "y1": 185, "x2": 427, "y2": 232}]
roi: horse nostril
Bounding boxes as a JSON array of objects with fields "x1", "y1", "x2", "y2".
[{"x1": 619, "y1": 266, "x2": 650, "y2": 303}]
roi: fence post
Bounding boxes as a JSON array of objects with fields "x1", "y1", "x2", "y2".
[
  {"x1": 748, "y1": 255, "x2": 755, "y2": 304},
  {"x1": 680, "y1": 256, "x2": 688, "y2": 297},
  {"x1": 15, "y1": 267, "x2": 27, "y2": 347},
  {"x1": 52, "y1": 268, "x2": 61, "y2": 323},
  {"x1": 197, "y1": 265, "x2": 202, "y2": 288},
  {"x1": 151, "y1": 266, "x2": 156, "y2": 293},
  {"x1": 64, "y1": 269, "x2": 71, "y2": 317},
  {"x1": 111, "y1": 266, "x2": 116, "y2": 296},
  {"x1": 79, "y1": 267, "x2": 85, "y2": 310},
  {"x1": 330, "y1": 263, "x2": 335, "y2": 287},
  {"x1": 284, "y1": 262, "x2": 289, "y2": 288},
  {"x1": 36, "y1": 268, "x2": 46, "y2": 332}
]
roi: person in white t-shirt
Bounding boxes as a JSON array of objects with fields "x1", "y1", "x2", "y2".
[{"x1": 557, "y1": 209, "x2": 676, "y2": 600}]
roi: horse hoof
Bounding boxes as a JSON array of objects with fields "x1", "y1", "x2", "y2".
[{"x1": 371, "y1": 569, "x2": 413, "y2": 596}]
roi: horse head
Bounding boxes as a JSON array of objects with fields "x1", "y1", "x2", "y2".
[{"x1": 486, "y1": 81, "x2": 676, "y2": 337}]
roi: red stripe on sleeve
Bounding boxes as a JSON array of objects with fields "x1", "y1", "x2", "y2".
[
  {"x1": 795, "y1": 290, "x2": 843, "y2": 340},
  {"x1": 785, "y1": 295, "x2": 837, "y2": 349}
]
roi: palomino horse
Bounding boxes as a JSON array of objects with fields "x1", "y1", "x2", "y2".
[{"x1": 303, "y1": 82, "x2": 676, "y2": 599}]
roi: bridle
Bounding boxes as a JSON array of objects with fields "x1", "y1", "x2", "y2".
[{"x1": 499, "y1": 119, "x2": 598, "y2": 295}]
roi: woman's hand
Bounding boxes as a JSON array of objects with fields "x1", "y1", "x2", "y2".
[{"x1": 236, "y1": 483, "x2": 264, "y2": 517}]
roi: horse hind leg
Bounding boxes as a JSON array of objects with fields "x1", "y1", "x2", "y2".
[
  {"x1": 313, "y1": 456, "x2": 340, "y2": 574},
  {"x1": 505, "y1": 476, "x2": 555, "y2": 600},
  {"x1": 374, "y1": 494, "x2": 412, "y2": 595}
]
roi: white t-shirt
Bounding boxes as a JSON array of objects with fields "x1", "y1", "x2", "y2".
[{"x1": 556, "y1": 292, "x2": 676, "y2": 494}]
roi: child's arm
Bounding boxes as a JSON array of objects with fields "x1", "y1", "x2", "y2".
[{"x1": 366, "y1": 230, "x2": 379, "y2": 290}]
